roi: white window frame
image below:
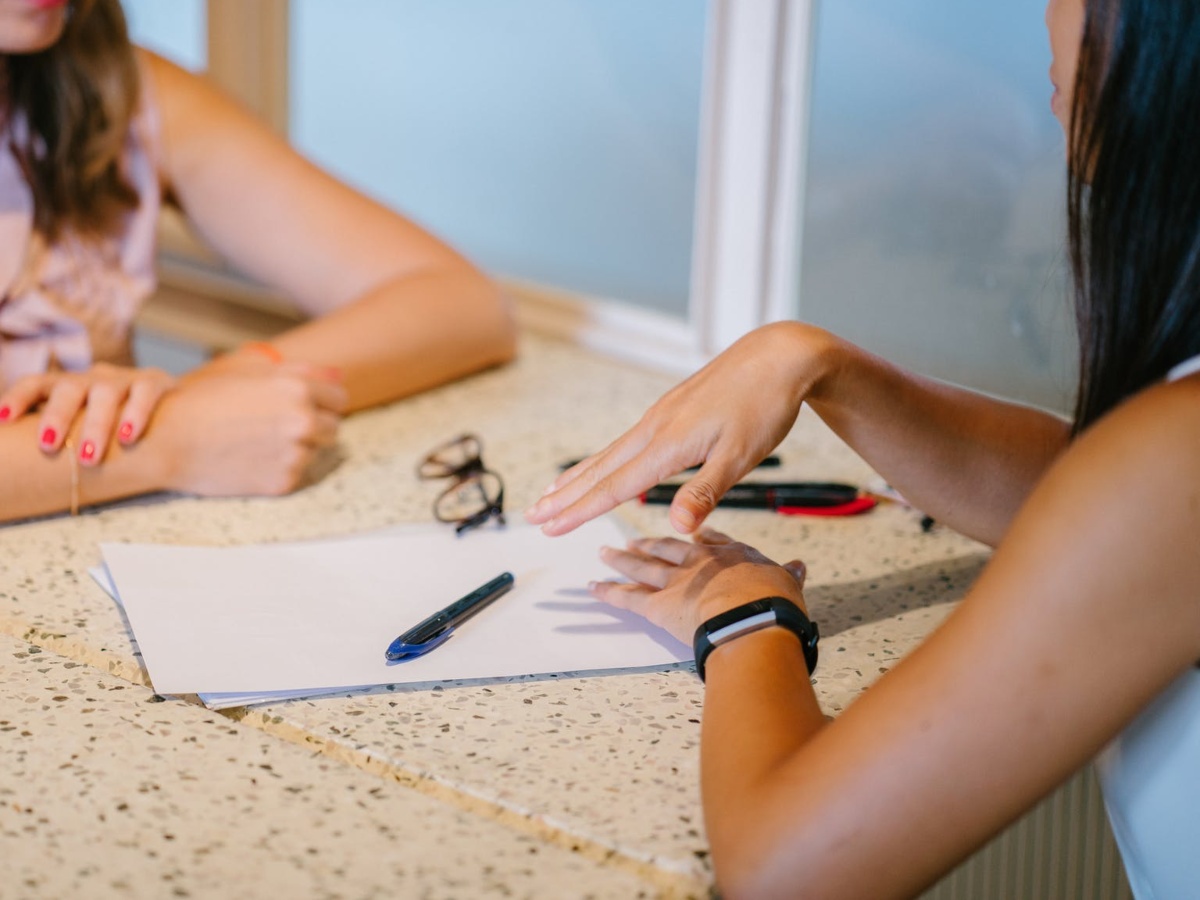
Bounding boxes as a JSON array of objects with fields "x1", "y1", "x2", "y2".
[{"x1": 503, "y1": 0, "x2": 817, "y2": 374}]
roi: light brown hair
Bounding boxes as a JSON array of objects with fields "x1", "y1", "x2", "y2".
[{"x1": 4, "y1": 0, "x2": 140, "y2": 240}]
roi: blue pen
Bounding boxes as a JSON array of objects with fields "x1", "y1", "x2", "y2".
[{"x1": 385, "y1": 571, "x2": 515, "y2": 661}]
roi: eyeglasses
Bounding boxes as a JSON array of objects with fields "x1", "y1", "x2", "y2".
[{"x1": 418, "y1": 433, "x2": 506, "y2": 536}]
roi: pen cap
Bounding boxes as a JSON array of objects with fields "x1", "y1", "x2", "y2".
[{"x1": 777, "y1": 497, "x2": 877, "y2": 516}]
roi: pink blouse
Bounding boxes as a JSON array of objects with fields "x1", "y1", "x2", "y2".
[{"x1": 0, "y1": 64, "x2": 162, "y2": 391}]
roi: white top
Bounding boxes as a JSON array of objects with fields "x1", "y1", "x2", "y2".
[{"x1": 1094, "y1": 354, "x2": 1200, "y2": 900}]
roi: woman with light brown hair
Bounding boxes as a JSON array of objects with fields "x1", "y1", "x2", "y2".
[{"x1": 0, "y1": 0, "x2": 516, "y2": 522}]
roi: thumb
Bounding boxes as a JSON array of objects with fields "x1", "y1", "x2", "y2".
[
  {"x1": 670, "y1": 459, "x2": 739, "y2": 534},
  {"x1": 782, "y1": 559, "x2": 808, "y2": 591}
]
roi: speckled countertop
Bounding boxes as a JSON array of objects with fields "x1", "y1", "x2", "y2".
[{"x1": 0, "y1": 333, "x2": 988, "y2": 898}]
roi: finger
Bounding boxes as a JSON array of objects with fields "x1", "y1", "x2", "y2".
[
  {"x1": 588, "y1": 578, "x2": 654, "y2": 613},
  {"x1": 77, "y1": 381, "x2": 125, "y2": 466},
  {"x1": 782, "y1": 558, "x2": 808, "y2": 591},
  {"x1": 537, "y1": 454, "x2": 671, "y2": 536},
  {"x1": 545, "y1": 454, "x2": 599, "y2": 496},
  {"x1": 36, "y1": 380, "x2": 88, "y2": 452},
  {"x1": 117, "y1": 372, "x2": 174, "y2": 445},
  {"x1": 627, "y1": 535, "x2": 694, "y2": 565},
  {"x1": 599, "y1": 545, "x2": 675, "y2": 589},
  {"x1": 0, "y1": 374, "x2": 52, "y2": 423},
  {"x1": 306, "y1": 376, "x2": 349, "y2": 415},
  {"x1": 528, "y1": 433, "x2": 647, "y2": 522},
  {"x1": 668, "y1": 455, "x2": 745, "y2": 534},
  {"x1": 693, "y1": 527, "x2": 736, "y2": 546},
  {"x1": 264, "y1": 443, "x2": 320, "y2": 496},
  {"x1": 300, "y1": 410, "x2": 342, "y2": 449},
  {"x1": 551, "y1": 438, "x2": 635, "y2": 492}
]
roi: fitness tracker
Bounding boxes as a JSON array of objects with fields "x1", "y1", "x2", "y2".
[{"x1": 692, "y1": 597, "x2": 819, "y2": 682}]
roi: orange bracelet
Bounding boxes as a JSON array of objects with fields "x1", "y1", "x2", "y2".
[{"x1": 241, "y1": 341, "x2": 284, "y2": 365}]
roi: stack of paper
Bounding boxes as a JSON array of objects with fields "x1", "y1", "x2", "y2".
[{"x1": 95, "y1": 518, "x2": 691, "y2": 709}]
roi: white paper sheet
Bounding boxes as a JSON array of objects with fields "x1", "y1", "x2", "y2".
[{"x1": 99, "y1": 518, "x2": 690, "y2": 703}]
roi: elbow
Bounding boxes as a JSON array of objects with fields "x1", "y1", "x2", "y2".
[
  {"x1": 709, "y1": 813, "x2": 844, "y2": 900},
  {"x1": 710, "y1": 826, "x2": 794, "y2": 900},
  {"x1": 713, "y1": 847, "x2": 800, "y2": 900},
  {"x1": 714, "y1": 851, "x2": 831, "y2": 900},
  {"x1": 464, "y1": 269, "x2": 518, "y2": 368},
  {"x1": 490, "y1": 284, "x2": 519, "y2": 366}
]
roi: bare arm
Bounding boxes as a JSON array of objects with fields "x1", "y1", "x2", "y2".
[
  {"x1": 596, "y1": 376, "x2": 1200, "y2": 898},
  {"x1": 0, "y1": 368, "x2": 346, "y2": 524},
  {"x1": 806, "y1": 333, "x2": 1069, "y2": 545},
  {"x1": 530, "y1": 322, "x2": 1068, "y2": 546},
  {"x1": 0, "y1": 416, "x2": 163, "y2": 522},
  {"x1": 143, "y1": 50, "x2": 516, "y2": 412}
]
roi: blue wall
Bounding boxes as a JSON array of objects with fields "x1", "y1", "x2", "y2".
[
  {"x1": 799, "y1": 0, "x2": 1075, "y2": 409},
  {"x1": 289, "y1": 0, "x2": 708, "y2": 318}
]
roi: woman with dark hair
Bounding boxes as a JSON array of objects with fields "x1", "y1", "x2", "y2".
[
  {"x1": 528, "y1": 0, "x2": 1199, "y2": 895},
  {"x1": 0, "y1": 0, "x2": 515, "y2": 522}
]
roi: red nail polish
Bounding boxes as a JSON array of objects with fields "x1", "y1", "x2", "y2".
[
  {"x1": 80, "y1": 440, "x2": 96, "y2": 462},
  {"x1": 0, "y1": 406, "x2": 10, "y2": 421},
  {"x1": 40, "y1": 427, "x2": 57, "y2": 446},
  {"x1": 118, "y1": 421, "x2": 134, "y2": 442}
]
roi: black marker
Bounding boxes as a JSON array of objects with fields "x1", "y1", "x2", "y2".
[
  {"x1": 641, "y1": 481, "x2": 860, "y2": 509},
  {"x1": 558, "y1": 454, "x2": 782, "y2": 472}
]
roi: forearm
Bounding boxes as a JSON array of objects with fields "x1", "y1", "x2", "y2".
[
  {"x1": 222, "y1": 267, "x2": 515, "y2": 413},
  {"x1": 804, "y1": 329, "x2": 1070, "y2": 545},
  {"x1": 701, "y1": 628, "x2": 827, "y2": 898},
  {"x1": 0, "y1": 418, "x2": 167, "y2": 523}
]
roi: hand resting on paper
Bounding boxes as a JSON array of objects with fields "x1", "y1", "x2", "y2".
[{"x1": 590, "y1": 527, "x2": 809, "y2": 645}]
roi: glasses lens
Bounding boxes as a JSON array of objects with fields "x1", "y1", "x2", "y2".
[
  {"x1": 419, "y1": 434, "x2": 483, "y2": 479},
  {"x1": 433, "y1": 470, "x2": 503, "y2": 523}
]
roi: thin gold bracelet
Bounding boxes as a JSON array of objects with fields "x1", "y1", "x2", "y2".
[{"x1": 64, "y1": 439, "x2": 80, "y2": 517}]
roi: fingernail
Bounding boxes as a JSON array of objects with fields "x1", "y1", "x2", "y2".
[
  {"x1": 524, "y1": 502, "x2": 544, "y2": 521},
  {"x1": 80, "y1": 440, "x2": 96, "y2": 463},
  {"x1": 0, "y1": 406, "x2": 10, "y2": 421},
  {"x1": 40, "y1": 427, "x2": 57, "y2": 447},
  {"x1": 118, "y1": 421, "x2": 135, "y2": 443}
]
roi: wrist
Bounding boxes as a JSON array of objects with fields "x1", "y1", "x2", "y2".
[
  {"x1": 706, "y1": 625, "x2": 813, "y2": 682},
  {"x1": 751, "y1": 321, "x2": 845, "y2": 404},
  {"x1": 789, "y1": 323, "x2": 848, "y2": 406},
  {"x1": 693, "y1": 596, "x2": 819, "y2": 682},
  {"x1": 129, "y1": 395, "x2": 185, "y2": 493},
  {"x1": 190, "y1": 342, "x2": 282, "y2": 381}
]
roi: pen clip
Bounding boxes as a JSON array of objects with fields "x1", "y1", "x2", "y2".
[{"x1": 385, "y1": 627, "x2": 454, "y2": 662}]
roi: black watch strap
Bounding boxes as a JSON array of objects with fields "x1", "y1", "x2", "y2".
[{"x1": 692, "y1": 597, "x2": 819, "y2": 683}]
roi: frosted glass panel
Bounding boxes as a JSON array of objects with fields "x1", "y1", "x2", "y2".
[
  {"x1": 290, "y1": 0, "x2": 706, "y2": 317},
  {"x1": 121, "y1": 0, "x2": 206, "y2": 72},
  {"x1": 798, "y1": 1, "x2": 1075, "y2": 410}
]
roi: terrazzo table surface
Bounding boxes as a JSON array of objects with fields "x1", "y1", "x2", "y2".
[{"x1": 0, "y1": 333, "x2": 988, "y2": 898}]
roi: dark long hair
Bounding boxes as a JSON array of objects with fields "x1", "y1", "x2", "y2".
[
  {"x1": 4, "y1": 0, "x2": 140, "y2": 240},
  {"x1": 1069, "y1": 0, "x2": 1200, "y2": 432}
]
